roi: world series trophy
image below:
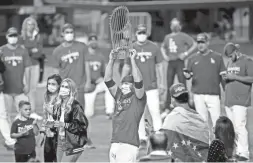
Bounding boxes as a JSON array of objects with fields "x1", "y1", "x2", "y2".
[{"x1": 109, "y1": 6, "x2": 133, "y2": 59}]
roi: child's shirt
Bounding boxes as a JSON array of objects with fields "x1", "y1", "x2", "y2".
[{"x1": 11, "y1": 118, "x2": 36, "y2": 154}]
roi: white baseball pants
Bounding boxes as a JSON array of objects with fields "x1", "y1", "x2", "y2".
[
  {"x1": 225, "y1": 105, "x2": 249, "y2": 159},
  {"x1": 84, "y1": 81, "x2": 115, "y2": 117}
]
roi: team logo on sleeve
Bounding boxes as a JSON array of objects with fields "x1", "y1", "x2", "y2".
[
  {"x1": 61, "y1": 52, "x2": 79, "y2": 64},
  {"x1": 89, "y1": 61, "x2": 101, "y2": 71},
  {"x1": 3, "y1": 56, "x2": 23, "y2": 66},
  {"x1": 136, "y1": 52, "x2": 152, "y2": 62}
]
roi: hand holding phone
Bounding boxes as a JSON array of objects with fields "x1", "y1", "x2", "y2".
[{"x1": 183, "y1": 68, "x2": 192, "y2": 79}]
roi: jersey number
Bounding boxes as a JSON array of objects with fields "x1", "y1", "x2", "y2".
[{"x1": 169, "y1": 38, "x2": 178, "y2": 53}]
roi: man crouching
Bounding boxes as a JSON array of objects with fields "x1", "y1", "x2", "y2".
[{"x1": 104, "y1": 48, "x2": 146, "y2": 162}]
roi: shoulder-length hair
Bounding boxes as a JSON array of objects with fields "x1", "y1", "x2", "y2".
[
  {"x1": 55, "y1": 78, "x2": 77, "y2": 113},
  {"x1": 21, "y1": 16, "x2": 39, "y2": 40},
  {"x1": 44, "y1": 74, "x2": 62, "y2": 104},
  {"x1": 214, "y1": 116, "x2": 236, "y2": 158}
]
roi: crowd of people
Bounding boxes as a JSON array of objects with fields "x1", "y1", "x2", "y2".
[{"x1": 0, "y1": 14, "x2": 252, "y2": 163}]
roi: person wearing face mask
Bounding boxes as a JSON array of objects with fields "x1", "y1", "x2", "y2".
[
  {"x1": 40, "y1": 74, "x2": 62, "y2": 162},
  {"x1": 161, "y1": 18, "x2": 197, "y2": 114},
  {"x1": 105, "y1": 48, "x2": 146, "y2": 162},
  {"x1": 221, "y1": 42, "x2": 253, "y2": 161},
  {"x1": 160, "y1": 83, "x2": 209, "y2": 162},
  {"x1": 0, "y1": 27, "x2": 32, "y2": 150},
  {"x1": 20, "y1": 17, "x2": 45, "y2": 118},
  {"x1": 52, "y1": 78, "x2": 88, "y2": 162},
  {"x1": 84, "y1": 34, "x2": 115, "y2": 119},
  {"x1": 183, "y1": 33, "x2": 226, "y2": 143},
  {"x1": 52, "y1": 23, "x2": 91, "y2": 109},
  {"x1": 121, "y1": 24, "x2": 165, "y2": 149}
]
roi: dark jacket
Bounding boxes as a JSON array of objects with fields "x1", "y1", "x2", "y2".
[{"x1": 53, "y1": 100, "x2": 88, "y2": 156}]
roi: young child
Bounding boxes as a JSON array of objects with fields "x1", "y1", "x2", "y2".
[
  {"x1": 10, "y1": 101, "x2": 39, "y2": 162},
  {"x1": 207, "y1": 116, "x2": 236, "y2": 162}
]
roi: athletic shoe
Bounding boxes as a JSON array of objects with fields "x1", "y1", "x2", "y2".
[
  {"x1": 106, "y1": 114, "x2": 113, "y2": 120},
  {"x1": 84, "y1": 138, "x2": 96, "y2": 149},
  {"x1": 235, "y1": 155, "x2": 249, "y2": 162},
  {"x1": 4, "y1": 144, "x2": 14, "y2": 151}
]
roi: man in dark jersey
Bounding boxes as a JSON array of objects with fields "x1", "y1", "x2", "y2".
[
  {"x1": 222, "y1": 42, "x2": 253, "y2": 161},
  {"x1": 84, "y1": 34, "x2": 114, "y2": 118},
  {"x1": 161, "y1": 18, "x2": 197, "y2": 111},
  {"x1": 105, "y1": 48, "x2": 146, "y2": 162},
  {"x1": 139, "y1": 131, "x2": 173, "y2": 162},
  {"x1": 52, "y1": 23, "x2": 91, "y2": 107},
  {"x1": 121, "y1": 24, "x2": 164, "y2": 147},
  {"x1": 183, "y1": 33, "x2": 225, "y2": 142}
]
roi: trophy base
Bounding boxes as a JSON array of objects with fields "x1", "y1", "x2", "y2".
[{"x1": 116, "y1": 49, "x2": 129, "y2": 59}]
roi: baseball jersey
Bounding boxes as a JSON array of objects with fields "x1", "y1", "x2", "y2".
[
  {"x1": 0, "y1": 44, "x2": 32, "y2": 94},
  {"x1": 162, "y1": 32, "x2": 194, "y2": 61},
  {"x1": 85, "y1": 51, "x2": 106, "y2": 84},
  {"x1": 187, "y1": 50, "x2": 225, "y2": 95},
  {"x1": 125, "y1": 41, "x2": 163, "y2": 91},
  {"x1": 225, "y1": 55, "x2": 253, "y2": 107},
  {"x1": 111, "y1": 89, "x2": 146, "y2": 147},
  {"x1": 11, "y1": 118, "x2": 36, "y2": 154},
  {"x1": 53, "y1": 41, "x2": 88, "y2": 87},
  {"x1": 20, "y1": 35, "x2": 44, "y2": 65}
]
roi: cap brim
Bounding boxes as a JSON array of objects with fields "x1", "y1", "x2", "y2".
[
  {"x1": 7, "y1": 33, "x2": 18, "y2": 36},
  {"x1": 137, "y1": 30, "x2": 147, "y2": 33},
  {"x1": 172, "y1": 90, "x2": 188, "y2": 98}
]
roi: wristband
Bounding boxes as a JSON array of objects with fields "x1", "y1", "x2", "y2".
[
  {"x1": 105, "y1": 80, "x2": 116, "y2": 88},
  {"x1": 134, "y1": 80, "x2": 143, "y2": 89}
]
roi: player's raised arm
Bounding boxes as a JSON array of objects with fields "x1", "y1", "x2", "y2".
[
  {"x1": 104, "y1": 49, "x2": 118, "y2": 97},
  {"x1": 129, "y1": 49, "x2": 145, "y2": 99}
]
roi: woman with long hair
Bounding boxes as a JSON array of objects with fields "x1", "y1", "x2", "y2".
[
  {"x1": 20, "y1": 16, "x2": 44, "y2": 116},
  {"x1": 52, "y1": 78, "x2": 88, "y2": 162},
  {"x1": 40, "y1": 74, "x2": 62, "y2": 162},
  {"x1": 207, "y1": 116, "x2": 236, "y2": 162}
]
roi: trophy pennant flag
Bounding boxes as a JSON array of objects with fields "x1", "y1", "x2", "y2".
[{"x1": 109, "y1": 6, "x2": 133, "y2": 59}]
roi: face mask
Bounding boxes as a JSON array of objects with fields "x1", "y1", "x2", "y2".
[
  {"x1": 48, "y1": 85, "x2": 57, "y2": 93},
  {"x1": 7, "y1": 37, "x2": 18, "y2": 45},
  {"x1": 64, "y1": 33, "x2": 74, "y2": 42},
  {"x1": 59, "y1": 87, "x2": 70, "y2": 97},
  {"x1": 137, "y1": 34, "x2": 147, "y2": 42}
]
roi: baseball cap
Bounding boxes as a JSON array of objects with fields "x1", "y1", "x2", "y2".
[
  {"x1": 121, "y1": 75, "x2": 134, "y2": 84},
  {"x1": 136, "y1": 24, "x2": 147, "y2": 34},
  {"x1": 170, "y1": 83, "x2": 188, "y2": 98},
  {"x1": 196, "y1": 33, "x2": 209, "y2": 43},
  {"x1": 88, "y1": 33, "x2": 98, "y2": 42},
  {"x1": 6, "y1": 27, "x2": 18, "y2": 36},
  {"x1": 170, "y1": 18, "x2": 180, "y2": 25},
  {"x1": 224, "y1": 42, "x2": 240, "y2": 56},
  {"x1": 61, "y1": 23, "x2": 74, "y2": 33}
]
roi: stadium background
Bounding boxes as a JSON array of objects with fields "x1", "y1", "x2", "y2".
[{"x1": 0, "y1": 0, "x2": 253, "y2": 161}]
